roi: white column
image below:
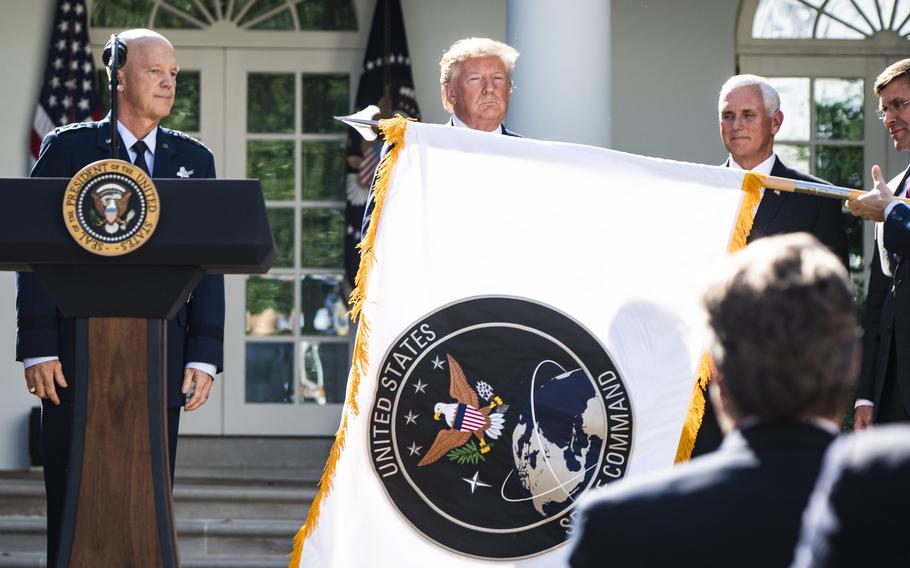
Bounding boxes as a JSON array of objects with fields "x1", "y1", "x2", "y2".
[{"x1": 506, "y1": 0, "x2": 611, "y2": 148}]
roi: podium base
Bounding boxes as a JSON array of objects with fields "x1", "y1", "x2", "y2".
[{"x1": 57, "y1": 318, "x2": 178, "y2": 568}]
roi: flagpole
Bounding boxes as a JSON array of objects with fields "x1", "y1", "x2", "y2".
[{"x1": 760, "y1": 174, "x2": 910, "y2": 205}]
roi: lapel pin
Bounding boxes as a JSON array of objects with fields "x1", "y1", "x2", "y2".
[{"x1": 176, "y1": 166, "x2": 194, "y2": 178}]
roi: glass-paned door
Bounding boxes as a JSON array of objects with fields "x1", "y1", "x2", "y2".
[
  {"x1": 223, "y1": 49, "x2": 359, "y2": 435},
  {"x1": 768, "y1": 75, "x2": 867, "y2": 295}
]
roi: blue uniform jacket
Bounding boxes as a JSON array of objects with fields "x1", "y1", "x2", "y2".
[{"x1": 17, "y1": 116, "x2": 225, "y2": 408}]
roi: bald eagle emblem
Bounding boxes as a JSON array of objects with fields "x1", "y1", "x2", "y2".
[
  {"x1": 91, "y1": 183, "x2": 135, "y2": 234},
  {"x1": 418, "y1": 355, "x2": 505, "y2": 467}
]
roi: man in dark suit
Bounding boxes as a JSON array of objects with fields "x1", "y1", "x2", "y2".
[
  {"x1": 18, "y1": 28, "x2": 224, "y2": 565},
  {"x1": 791, "y1": 424, "x2": 910, "y2": 568},
  {"x1": 693, "y1": 74, "x2": 850, "y2": 455},
  {"x1": 847, "y1": 59, "x2": 910, "y2": 429},
  {"x1": 569, "y1": 233, "x2": 857, "y2": 568}
]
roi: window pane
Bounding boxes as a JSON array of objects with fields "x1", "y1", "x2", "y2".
[
  {"x1": 816, "y1": 79, "x2": 864, "y2": 141},
  {"x1": 774, "y1": 143, "x2": 810, "y2": 174},
  {"x1": 752, "y1": 0, "x2": 815, "y2": 38},
  {"x1": 823, "y1": 0, "x2": 874, "y2": 34},
  {"x1": 154, "y1": 2, "x2": 204, "y2": 28},
  {"x1": 815, "y1": 145, "x2": 863, "y2": 188},
  {"x1": 268, "y1": 208, "x2": 295, "y2": 268},
  {"x1": 246, "y1": 275, "x2": 295, "y2": 336},
  {"x1": 248, "y1": 73, "x2": 294, "y2": 134},
  {"x1": 301, "y1": 141, "x2": 346, "y2": 200},
  {"x1": 768, "y1": 77, "x2": 810, "y2": 141},
  {"x1": 248, "y1": 140, "x2": 294, "y2": 200},
  {"x1": 91, "y1": 0, "x2": 154, "y2": 28},
  {"x1": 246, "y1": 342, "x2": 293, "y2": 403},
  {"x1": 302, "y1": 74, "x2": 349, "y2": 133},
  {"x1": 816, "y1": 14, "x2": 866, "y2": 38},
  {"x1": 301, "y1": 208, "x2": 344, "y2": 267},
  {"x1": 161, "y1": 71, "x2": 201, "y2": 132},
  {"x1": 250, "y1": 8, "x2": 295, "y2": 30},
  {"x1": 297, "y1": 0, "x2": 358, "y2": 30},
  {"x1": 300, "y1": 274, "x2": 350, "y2": 336},
  {"x1": 237, "y1": 0, "x2": 285, "y2": 26},
  {"x1": 298, "y1": 341, "x2": 349, "y2": 404}
]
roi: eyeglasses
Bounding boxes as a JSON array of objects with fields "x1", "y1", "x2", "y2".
[{"x1": 877, "y1": 99, "x2": 910, "y2": 120}]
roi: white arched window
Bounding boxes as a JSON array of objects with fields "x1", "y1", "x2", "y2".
[{"x1": 738, "y1": 0, "x2": 910, "y2": 292}]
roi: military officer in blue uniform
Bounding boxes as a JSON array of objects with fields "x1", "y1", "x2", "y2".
[{"x1": 17, "y1": 28, "x2": 224, "y2": 566}]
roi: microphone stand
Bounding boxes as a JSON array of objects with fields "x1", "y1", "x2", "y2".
[{"x1": 109, "y1": 34, "x2": 121, "y2": 160}]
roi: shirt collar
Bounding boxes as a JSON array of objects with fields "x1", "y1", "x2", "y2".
[
  {"x1": 450, "y1": 114, "x2": 503, "y2": 135},
  {"x1": 116, "y1": 121, "x2": 157, "y2": 156},
  {"x1": 727, "y1": 153, "x2": 776, "y2": 176}
]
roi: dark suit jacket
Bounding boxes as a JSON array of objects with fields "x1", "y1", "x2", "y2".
[
  {"x1": 18, "y1": 116, "x2": 225, "y2": 408},
  {"x1": 570, "y1": 422, "x2": 834, "y2": 568},
  {"x1": 694, "y1": 157, "x2": 849, "y2": 455},
  {"x1": 792, "y1": 425, "x2": 910, "y2": 568},
  {"x1": 857, "y1": 166, "x2": 910, "y2": 420},
  {"x1": 746, "y1": 158, "x2": 849, "y2": 266}
]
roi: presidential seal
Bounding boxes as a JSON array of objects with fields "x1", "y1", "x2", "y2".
[
  {"x1": 368, "y1": 296, "x2": 633, "y2": 559},
  {"x1": 62, "y1": 159, "x2": 159, "y2": 256}
]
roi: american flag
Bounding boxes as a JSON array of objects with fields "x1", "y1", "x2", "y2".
[{"x1": 31, "y1": 0, "x2": 101, "y2": 162}]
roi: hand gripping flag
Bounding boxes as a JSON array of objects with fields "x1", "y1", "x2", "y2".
[{"x1": 291, "y1": 117, "x2": 763, "y2": 567}]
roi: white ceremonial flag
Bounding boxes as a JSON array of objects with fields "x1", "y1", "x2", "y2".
[{"x1": 291, "y1": 118, "x2": 761, "y2": 567}]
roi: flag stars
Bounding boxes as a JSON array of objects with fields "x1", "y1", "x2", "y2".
[
  {"x1": 412, "y1": 379, "x2": 427, "y2": 394},
  {"x1": 431, "y1": 356, "x2": 445, "y2": 370},
  {"x1": 74, "y1": 22, "x2": 82, "y2": 33},
  {"x1": 407, "y1": 442, "x2": 422, "y2": 457},
  {"x1": 77, "y1": 98, "x2": 89, "y2": 111},
  {"x1": 82, "y1": 79, "x2": 93, "y2": 92},
  {"x1": 56, "y1": 39, "x2": 67, "y2": 51},
  {"x1": 62, "y1": 96, "x2": 72, "y2": 108},
  {"x1": 69, "y1": 61, "x2": 79, "y2": 71},
  {"x1": 71, "y1": 41, "x2": 82, "y2": 54},
  {"x1": 74, "y1": 3, "x2": 83, "y2": 14},
  {"x1": 61, "y1": 1, "x2": 71, "y2": 13},
  {"x1": 50, "y1": 76, "x2": 61, "y2": 89},
  {"x1": 462, "y1": 471, "x2": 491, "y2": 494},
  {"x1": 403, "y1": 411, "x2": 419, "y2": 425},
  {"x1": 48, "y1": 95, "x2": 58, "y2": 107},
  {"x1": 59, "y1": 114, "x2": 69, "y2": 125},
  {"x1": 65, "y1": 78, "x2": 77, "y2": 90},
  {"x1": 58, "y1": 20, "x2": 68, "y2": 32},
  {"x1": 52, "y1": 58, "x2": 63, "y2": 70},
  {"x1": 82, "y1": 62, "x2": 92, "y2": 74}
]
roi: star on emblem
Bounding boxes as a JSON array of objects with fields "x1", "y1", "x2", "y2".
[
  {"x1": 176, "y1": 166, "x2": 194, "y2": 178},
  {"x1": 431, "y1": 356, "x2": 445, "y2": 370},
  {"x1": 407, "y1": 442, "x2": 422, "y2": 456},
  {"x1": 413, "y1": 379, "x2": 427, "y2": 394},
  {"x1": 462, "y1": 471, "x2": 491, "y2": 494},
  {"x1": 404, "y1": 411, "x2": 419, "y2": 425}
]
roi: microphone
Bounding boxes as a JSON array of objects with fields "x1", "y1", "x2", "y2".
[{"x1": 102, "y1": 36, "x2": 127, "y2": 68}]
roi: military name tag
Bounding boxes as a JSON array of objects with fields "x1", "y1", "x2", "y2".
[{"x1": 63, "y1": 159, "x2": 159, "y2": 256}]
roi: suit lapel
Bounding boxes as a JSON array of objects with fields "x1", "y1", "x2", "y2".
[
  {"x1": 152, "y1": 128, "x2": 179, "y2": 178},
  {"x1": 749, "y1": 157, "x2": 787, "y2": 241},
  {"x1": 876, "y1": 165, "x2": 910, "y2": 277},
  {"x1": 96, "y1": 118, "x2": 131, "y2": 162}
]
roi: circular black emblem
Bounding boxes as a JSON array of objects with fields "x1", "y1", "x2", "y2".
[
  {"x1": 63, "y1": 159, "x2": 159, "y2": 256},
  {"x1": 368, "y1": 296, "x2": 633, "y2": 559}
]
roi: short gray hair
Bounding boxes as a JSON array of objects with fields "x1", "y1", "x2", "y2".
[
  {"x1": 718, "y1": 74, "x2": 780, "y2": 117},
  {"x1": 703, "y1": 233, "x2": 856, "y2": 421},
  {"x1": 439, "y1": 37, "x2": 519, "y2": 113}
]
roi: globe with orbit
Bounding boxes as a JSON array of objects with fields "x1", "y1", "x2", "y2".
[{"x1": 511, "y1": 364, "x2": 607, "y2": 516}]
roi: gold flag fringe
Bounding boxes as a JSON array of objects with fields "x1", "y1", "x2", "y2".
[
  {"x1": 674, "y1": 171, "x2": 763, "y2": 463},
  {"x1": 289, "y1": 115, "x2": 411, "y2": 568}
]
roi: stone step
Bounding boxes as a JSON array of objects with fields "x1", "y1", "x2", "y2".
[
  {"x1": 0, "y1": 516, "x2": 301, "y2": 559},
  {"x1": 0, "y1": 473, "x2": 317, "y2": 521},
  {"x1": 0, "y1": 552, "x2": 289, "y2": 568}
]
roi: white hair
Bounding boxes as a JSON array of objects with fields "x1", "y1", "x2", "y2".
[
  {"x1": 439, "y1": 37, "x2": 519, "y2": 113},
  {"x1": 718, "y1": 74, "x2": 780, "y2": 117}
]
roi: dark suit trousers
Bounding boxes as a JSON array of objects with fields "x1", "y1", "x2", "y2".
[
  {"x1": 878, "y1": 340, "x2": 910, "y2": 423},
  {"x1": 41, "y1": 400, "x2": 180, "y2": 566}
]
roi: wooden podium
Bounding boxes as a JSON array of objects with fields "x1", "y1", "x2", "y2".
[{"x1": 0, "y1": 177, "x2": 275, "y2": 567}]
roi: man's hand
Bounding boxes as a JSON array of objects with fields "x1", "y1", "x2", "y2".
[
  {"x1": 24, "y1": 360, "x2": 67, "y2": 405},
  {"x1": 854, "y1": 405, "x2": 874, "y2": 430},
  {"x1": 182, "y1": 367, "x2": 214, "y2": 411},
  {"x1": 847, "y1": 165, "x2": 894, "y2": 221}
]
